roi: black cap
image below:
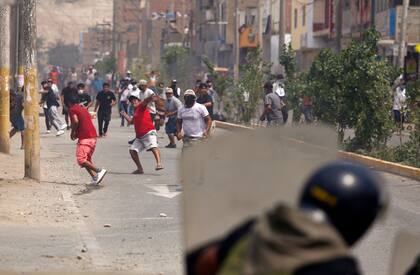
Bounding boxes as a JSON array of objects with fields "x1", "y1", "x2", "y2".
[{"x1": 299, "y1": 162, "x2": 388, "y2": 246}]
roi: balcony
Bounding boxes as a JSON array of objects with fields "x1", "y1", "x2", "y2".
[{"x1": 313, "y1": 22, "x2": 331, "y2": 37}]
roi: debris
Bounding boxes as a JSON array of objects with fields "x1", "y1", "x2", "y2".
[
  {"x1": 104, "y1": 224, "x2": 112, "y2": 228},
  {"x1": 77, "y1": 255, "x2": 83, "y2": 260},
  {"x1": 159, "y1": 213, "x2": 167, "y2": 218},
  {"x1": 81, "y1": 248, "x2": 87, "y2": 253}
]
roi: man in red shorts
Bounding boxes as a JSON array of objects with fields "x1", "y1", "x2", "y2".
[
  {"x1": 68, "y1": 94, "x2": 107, "y2": 184},
  {"x1": 120, "y1": 93, "x2": 163, "y2": 174}
]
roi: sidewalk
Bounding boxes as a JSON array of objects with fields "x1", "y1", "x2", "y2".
[{"x1": 0, "y1": 132, "x2": 97, "y2": 271}]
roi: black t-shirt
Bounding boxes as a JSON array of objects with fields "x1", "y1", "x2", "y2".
[
  {"x1": 96, "y1": 91, "x2": 116, "y2": 113},
  {"x1": 45, "y1": 88, "x2": 60, "y2": 109},
  {"x1": 196, "y1": 93, "x2": 213, "y2": 117},
  {"x1": 61, "y1": 87, "x2": 78, "y2": 108},
  {"x1": 79, "y1": 93, "x2": 91, "y2": 107},
  {"x1": 10, "y1": 93, "x2": 24, "y2": 116}
]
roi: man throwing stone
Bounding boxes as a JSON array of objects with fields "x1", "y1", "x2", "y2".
[{"x1": 121, "y1": 93, "x2": 164, "y2": 174}]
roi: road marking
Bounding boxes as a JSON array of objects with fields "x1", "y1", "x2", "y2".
[
  {"x1": 62, "y1": 187, "x2": 110, "y2": 268},
  {"x1": 145, "y1": 184, "x2": 182, "y2": 199}
]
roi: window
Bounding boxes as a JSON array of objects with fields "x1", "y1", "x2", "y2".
[
  {"x1": 302, "y1": 5, "x2": 306, "y2": 26},
  {"x1": 294, "y1": 8, "x2": 298, "y2": 28}
]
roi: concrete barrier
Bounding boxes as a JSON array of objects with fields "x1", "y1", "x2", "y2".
[{"x1": 215, "y1": 121, "x2": 420, "y2": 180}]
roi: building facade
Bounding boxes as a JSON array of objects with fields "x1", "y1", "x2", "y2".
[{"x1": 291, "y1": 0, "x2": 420, "y2": 70}]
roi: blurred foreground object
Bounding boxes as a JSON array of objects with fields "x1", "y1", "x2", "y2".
[{"x1": 182, "y1": 127, "x2": 388, "y2": 275}]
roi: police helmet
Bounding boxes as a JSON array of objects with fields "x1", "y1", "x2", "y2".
[{"x1": 299, "y1": 162, "x2": 388, "y2": 246}]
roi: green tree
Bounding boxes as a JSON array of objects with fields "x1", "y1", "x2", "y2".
[
  {"x1": 162, "y1": 45, "x2": 189, "y2": 87},
  {"x1": 95, "y1": 55, "x2": 116, "y2": 76},
  {"x1": 202, "y1": 57, "x2": 234, "y2": 116},
  {"x1": 402, "y1": 80, "x2": 420, "y2": 167},
  {"x1": 234, "y1": 48, "x2": 271, "y2": 123},
  {"x1": 279, "y1": 44, "x2": 307, "y2": 123},
  {"x1": 306, "y1": 28, "x2": 395, "y2": 151}
]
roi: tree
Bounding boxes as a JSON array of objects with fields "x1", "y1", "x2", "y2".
[
  {"x1": 47, "y1": 41, "x2": 79, "y2": 68},
  {"x1": 95, "y1": 55, "x2": 116, "y2": 76},
  {"x1": 402, "y1": 80, "x2": 420, "y2": 167},
  {"x1": 162, "y1": 45, "x2": 189, "y2": 87},
  {"x1": 202, "y1": 57, "x2": 234, "y2": 116},
  {"x1": 234, "y1": 48, "x2": 271, "y2": 123},
  {"x1": 279, "y1": 44, "x2": 307, "y2": 123},
  {"x1": 306, "y1": 29, "x2": 396, "y2": 151}
]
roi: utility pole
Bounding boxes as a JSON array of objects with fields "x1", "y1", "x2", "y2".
[
  {"x1": 335, "y1": 0, "x2": 343, "y2": 52},
  {"x1": 371, "y1": 0, "x2": 376, "y2": 28},
  {"x1": 0, "y1": 5, "x2": 11, "y2": 154},
  {"x1": 19, "y1": 0, "x2": 40, "y2": 181},
  {"x1": 234, "y1": 0, "x2": 240, "y2": 83},
  {"x1": 398, "y1": 0, "x2": 410, "y2": 69},
  {"x1": 278, "y1": 0, "x2": 285, "y2": 73},
  {"x1": 112, "y1": 0, "x2": 116, "y2": 60}
]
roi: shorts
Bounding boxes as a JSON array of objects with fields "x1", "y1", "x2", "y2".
[
  {"x1": 165, "y1": 117, "x2": 177, "y2": 134},
  {"x1": 10, "y1": 115, "x2": 25, "y2": 131},
  {"x1": 76, "y1": 138, "x2": 97, "y2": 166},
  {"x1": 130, "y1": 130, "x2": 158, "y2": 152}
]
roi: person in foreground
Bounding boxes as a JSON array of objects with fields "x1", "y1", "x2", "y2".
[
  {"x1": 120, "y1": 93, "x2": 164, "y2": 174},
  {"x1": 68, "y1": 94, "x2": 107, "y2": 185},
  {"x1": 187, "y1": 162, "x2": 389, "y2": 275}
]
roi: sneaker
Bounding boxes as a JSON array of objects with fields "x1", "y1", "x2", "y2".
[
  {"x1": 46, "y1": 130, "x2": 51, "y2": 134},
  {"x1": 91, "y1": 176, "x2": 98, "y2": 185},
  {"x1": 165, "y1": 144, "x2": 176, "y2": 148},
  {"x1": 96, "y1": 169, "x2": 107, "y2": 185},
  {"x1": 56, "y1": 130, "x2": 65, "y2": 136},
  {"x1": 60, "y1": 124, "x2": 67, "y2": 131}
]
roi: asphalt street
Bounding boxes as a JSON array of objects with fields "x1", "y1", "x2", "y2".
[{"x1": 0, "y1": 118, "x2": 419, "y2": 275}]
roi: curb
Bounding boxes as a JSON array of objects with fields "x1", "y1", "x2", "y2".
[{"x1": 215, "y1": 121, "x2": 420, "y2": 180}]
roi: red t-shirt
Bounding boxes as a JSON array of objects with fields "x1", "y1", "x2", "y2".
[
  {"x1": 69, "y1": 105, "x2": 97, "y2": 140},
  {"x1": 134, "y1": 104, "x2": 155, "y2": 138},
  {"x1": 49, "y1": 71, "x2": 59, "y2": 85}
]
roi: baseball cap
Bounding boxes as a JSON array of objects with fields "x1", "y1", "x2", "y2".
[
  {"x1": 184, "y1": 89, "x2": 196, "y2": 97},
  {"x1": 128, "y1": 89, "x2": 141, "y2": 101},
  {"x1": 139, "y1": 79, "x2": 148, "y2": 85}
]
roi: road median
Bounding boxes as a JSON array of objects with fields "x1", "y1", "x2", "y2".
[{"x1": 215, "y1": 121, "x2": 420, "y2": 180}]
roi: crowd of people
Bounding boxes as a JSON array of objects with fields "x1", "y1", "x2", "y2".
[
  {"x1": 7, "y1": 64, "x2": 409, "y2": 185},
  {"x1": 30, "y1": 68, "x2": 215, "y2": 184}
]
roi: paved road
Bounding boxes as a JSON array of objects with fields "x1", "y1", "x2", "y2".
[
  {"x1": 0, "y1": 119, "x2": 419, "y2": 274},
  {"x1": 0, "y1": 117, "x2": 184, "y2": 274}
]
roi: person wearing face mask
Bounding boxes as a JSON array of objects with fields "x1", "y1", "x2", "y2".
[
  {"x1": 176, "y1": 90, "x2": 212, "y2": 148},
  {"x1": 77, "y1": 83, "x2": 93, "y2": 109}
]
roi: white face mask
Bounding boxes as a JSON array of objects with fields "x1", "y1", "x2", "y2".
[{"x1": 78, "y1": 90, "x2": 83, "y2": 95}]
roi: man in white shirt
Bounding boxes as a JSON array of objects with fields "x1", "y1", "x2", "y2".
[
  {"x1": 137, "y1": 79, "x2": 157, "y2": 117},
  {"x1": 393, "y1": 83, "x2": 407, "y2": 129},
  {"x1": 176, "y1": 89, "x2": 212, "y2": 148}
]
